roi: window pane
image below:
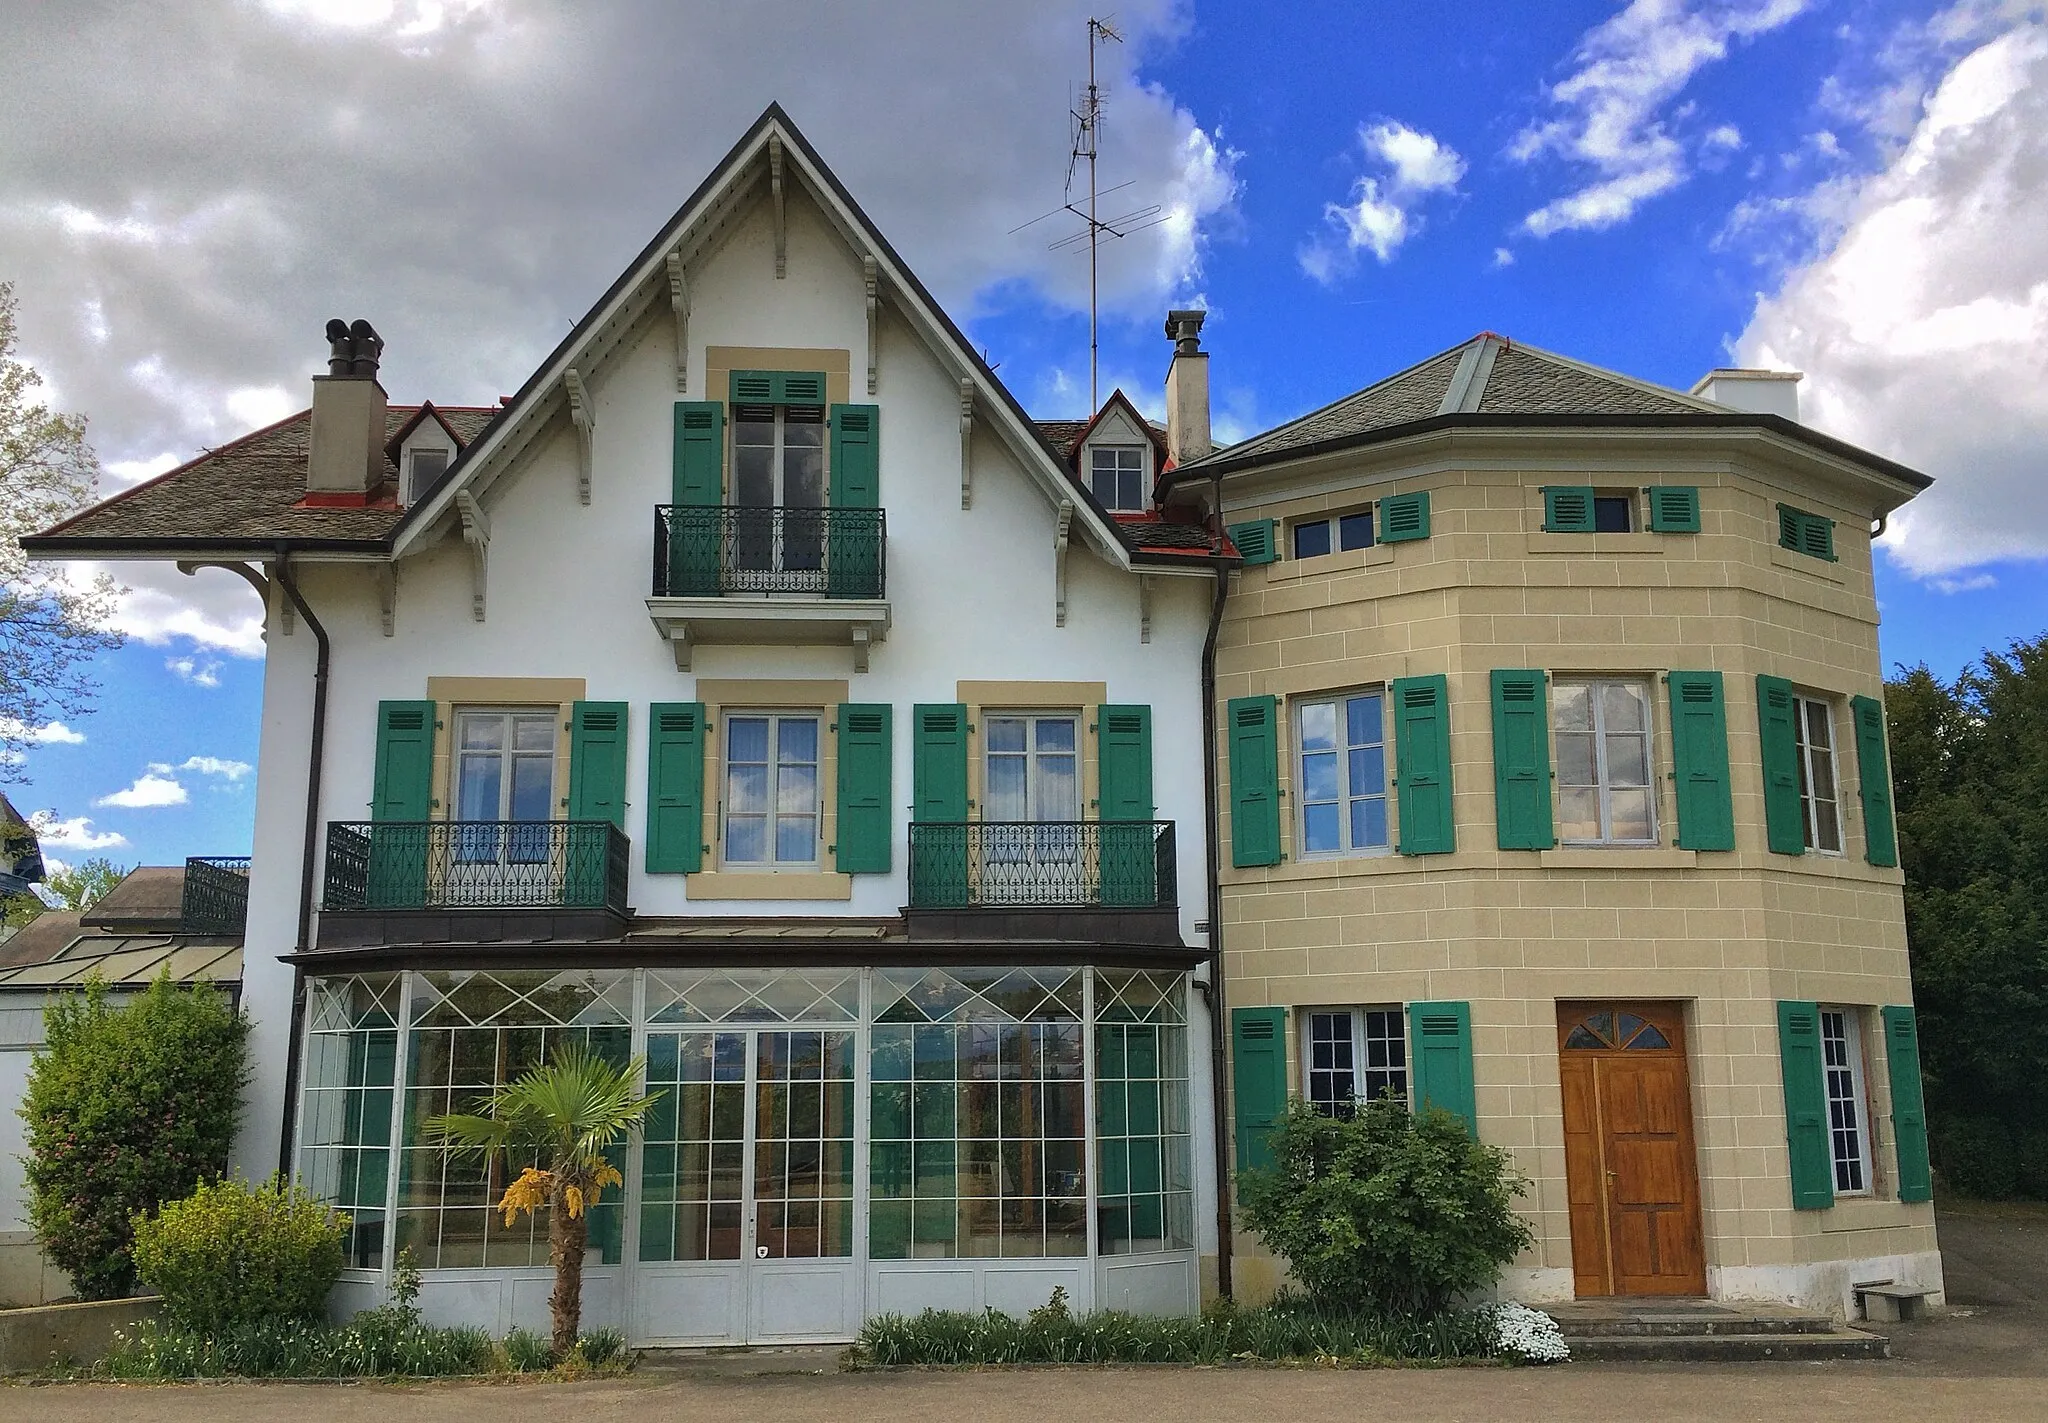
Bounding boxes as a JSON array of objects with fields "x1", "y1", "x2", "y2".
[
  {"x1": 1556, "y1": 733, "x2": 1598, "y2": 787},
  {"x1": 1299, "y1": 701, "x2": 1337, "y2": 751},
  {"x1": 512, "y1": 715, "x2": 554, "y2": 751},
  {"x1": 985, "y1": 718, "x2": 1026, "y2": 754},
  {"x1": 727, "y1": 764, "x2": 768, "y2": 815},
  {"x1": 1814, "y1": 798, "x2": 1842, "y2": 853},
  {"x1": 1605, "y1": 734, "x2": 1650, "y2": 786},
  {"x1": 1347, "y1": 745, "x2": 1386, "y2": 797},
  {"x1": 1350, "y1": 797, "x2": 1388, "y2": 849},
  {"x1": 1602, "y1": 683, "x2": 1648, "y2": 733},
  {"x1": 727, "y1": 717, "x2": 769, "y2": 765},
  {"x1": 457, "y1": 754, "x2": 501, "y2": 821},
  {"x1": 1345, "y1": 694, "x2": 1383, "y2": 748},
  {"x1": 734, "y1": 445, "x2": 773, "y2": 507},
  {"x1": 1301, "y1": 749, "x2": 1340, "y2": 803},
  {"x1": 1292, "y1": 520, "x2": 1332, "y2": 560},
  {"x1": 778, "y1": 717, "x2": 819, "y2": 767},
  {"x1": 1302, "y1": 802, "x2": 1340, "y2": 854},
  {"x1": 985, "y1": 756, "x2": 1027, "y2": 820},
  {"x1": 1608, "y1": 788, "x2": 1654, "y2": 842},
  {"x1": 1338, "y1": 511, "x2": 1374, "y2": 550},
  {"x1": 1035, "y1": 719, "x2": 1076, "y2": 754},
  {"x1": 1593, "y1": 495, "x2": 1633, "y2": 533},
  {"x1": 1559, "y1": 786, "x2": 1600, "y2": 842},
  {"x1": 776, "y1": 816, "x2": 816, "y2": 864},
  {"x1": 725, "y1": 815, "x2": 766, "y2": 862},
  {"x1": 1118, "y1": 467, "x2": 1143, "y2": 510},
  {"x1": 460, "y1": 715, "x2": 504, "y2": 751},
  {"x1": 776, "y1": 762, "x2": 817, "y2": 816},
  {"x1": 509, "y1": 757, "x2": 552, "y2": 822},
  {"x1": 1553, "y1": 682, "x2": 1592, "y2": 731}
]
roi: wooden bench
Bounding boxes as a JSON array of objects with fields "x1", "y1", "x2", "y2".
[{"x1": 1854, "y1": 1280, "x2": 1935, "y2": 1323}]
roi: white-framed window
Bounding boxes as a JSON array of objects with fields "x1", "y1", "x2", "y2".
[
  {"x1": 983, "y1": 714, "x2": 1081, "y2": 822},
  {"x1": 1821, "y1": 1007, "x2": 1872, "y2": 1195},
  {"x1": 1305, "y1": 1008, "x2": 1407, "y2": 1115},
  {"x1": 1295, "y1": 691, "x2": 1389, "y2": 856},
  {"x1": 1794, "y1": 695, "x2": 1844, "y2": 853},
  {"x1": 1554, "y1": 679, "x2": 1657, "y2": 845},
  {"x1": 1291, "y1": 508, "x2": 1374, "y2": 560},
  {"x1": 722, "y1": 713, "x2": 821, "y2": 867},
  {"x1": 405, "y1": 447, "x2": 449, "y2": 505},
  {"x1": 452, "y1": 710, "x2": 556, "y2": 869},
  {"x1": 732, "y1": 403, "x2": 826, "y2": 509},
  {"x1": 1090, "y1": 445, "x2": 1148, "y2": 511}
]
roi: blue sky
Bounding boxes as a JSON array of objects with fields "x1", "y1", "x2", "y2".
[{"x1": 5, "y1": 0, "x2": 2045, "y2": 870}]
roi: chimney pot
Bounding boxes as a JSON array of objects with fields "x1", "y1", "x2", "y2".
[
  {"x1": 1691, "y1": 367, "x2": 1801, "y2": 421},
  {"x1": 307, "y1": 317, "x2": 389, "y2": 498},
  {"x1": 1163, "y1": 309, "x2": 1211, "y2": 467}
]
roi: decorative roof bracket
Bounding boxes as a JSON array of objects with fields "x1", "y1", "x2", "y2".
[
  {"x1": 864, "y1": 255, "x2": 880, "y2": 395},
  {"x1": 1054, "y1": 498, "x2": 1074, "y2": 628},
  {"x1": 375, "y1": 562, "x2": 396, "y2": 637},
  {"x1": 455, "y1": 490, "x2": 490, "y2": 622},
  {"x1": 1139, "y1": 574, "x2": 1154, "y2": 644},
  {"x1": 666, "y1": 251, "x2": 689, "y2": 394},
  {"x1": 564, "y1": 367, "x2": 595, "y2": 505},
  {"x1": 768, "y1": 135, "x2": 787, "y2": 279},
  {"x1": 959, "y1": 379, "x2": 975, "y2": 510}
]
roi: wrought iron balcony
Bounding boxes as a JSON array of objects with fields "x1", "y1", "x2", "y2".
[
  {"x1": 653, "y1": 505, "x2": 885, "y2": 600},
  {"x1": 321, "y1": 821, "x2": 630, "y2": 915},
  {"x1": 180, "y1": 856, "x2": 250, "y2": 936},
  {"x1": 907, "y1": 821, "x2": 1177, "y2": 911}
]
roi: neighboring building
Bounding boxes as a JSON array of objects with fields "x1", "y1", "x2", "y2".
[
  {"x1": 1167, "y1": 334, "x2": 1937, "y2": 1314},
  {"x1": 26, "y1": 107, "x2": 1226, "y2": 1343},
  {"x1": 24, "y1": 109, "x2": 1939, "y2": 1334},
  {"x1": 0, "y1": 860, "x2": 247, "y2": 1304},
  {"x1": 0, "y1": 794, "x2": 46, "y2": 909}
]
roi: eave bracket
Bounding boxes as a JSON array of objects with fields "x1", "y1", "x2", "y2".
[
  {"x1": 564, "y1": 367, "x2": 595, "y2": 505},
  {"x1": 959, "y1": 379, "x2": 975, "y2": 509},
  {"x1": 769, "y1": 135, "x2": 788, "y2": 279},
  {"x1": 455, "y1": 490, "x2": 490, "y2": 621},
  {"x1": 864, "y1": 256, "x2": 880, "y2": 395},
  {"x1": 666, "y1": 251, "x2": 689, "y2": 394},
  {"x1": 1054, "y1": 498, "x2": 1074, "y2": 628}
]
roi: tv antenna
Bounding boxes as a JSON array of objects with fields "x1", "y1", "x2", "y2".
[{"x1": 1009, "y1": 16, "x2": 1167, "y2": 411}]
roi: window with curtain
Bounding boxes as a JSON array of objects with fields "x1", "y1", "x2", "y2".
[
  {"x1": 1554, "y1": 680, "x2": 1657, "y2": 845},
  {"x1": 722, "y1": 713, "x2": 821, "y2": 868}
]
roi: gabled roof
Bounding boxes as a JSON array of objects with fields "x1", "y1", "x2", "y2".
[
  {"x1": 1170, "y1": 332, "x2": 1932, "y2": 496},
  {"x1": 1036, "y1": 389, "x2": 1169, "y2": 469},
  {"x1": 383, "y1": 400, "x2": 471, "y2": 465}
]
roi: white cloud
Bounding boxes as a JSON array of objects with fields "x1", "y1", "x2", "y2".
[
  {"x1": 1929, "y1": 571, "x2": 1998, "y2": 594},
  {"x1": 27, "y1": 812, "x2": 130, "y2": 851},
  {"x1": 179, "y1": 755, "x2": 252, "y2": 781},
  {"x1": 1492, "y1": 247, "x2": 1517, "y2": 268},
  {"x1": 0, "y1": 719, "x2": 86, "y2": 746},
  {"x1": 103, "y1": 452, "x2": 181, "y2": 492},
  {"x1": 95, "y1": 772, "x2": 190, "y2": 808},
  {"x1": 1733, "y1": 19, "x2": 2048, "y2": 577},
  {"x1": 167, "y1": 654, "x2": 224, "y2": 687},
  {"x1": 1512, "y1": 0, "x2": 1812, "y2": 238},
  {"x1": 1302, "y1": 121, "x2": 1466, "y2": 279}
]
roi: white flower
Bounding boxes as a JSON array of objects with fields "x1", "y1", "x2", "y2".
[{"x1": 1491, "y1": 1301, "x2": 1570, "y2": 1364}]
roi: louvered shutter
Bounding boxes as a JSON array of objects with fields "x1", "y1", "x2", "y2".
[
  {"x1": 1393, "y1": 675, "x2": 1456, "y2": 855},
  {"x1": 1379, "y1": 491, "x2": 1431, "y2": 542},
  {"x1": 1097, "y1": 704, "x2": 1156, "y2": 906},
  {"x1": 645, "y1": 703, "x2": 706, "y2": 874},
  {"x1": 828, "y1": 404, "x2": 882, "y2": 598},
  {"x1": 1756, "y1": 675, "x2": 1806, "y2": 855},
  {"x1": 1777, "y1": 1000, "x2": 1834, "y2": 1209},
  {"x1": 1646, "y1": 485, "x2": 1701, "y2": 533},
  {"x1": 731, "y1": 369, "x2": 824, "y2": 404},
  {"x1": 567, "y1": 702, "x2": 628, "y2": 827},
  {"x1": 368, "y1": 700, "x2": 436, "y2": 910},
  {"x1": 1490, "y1": 670, "x2": 1553, "y2": 850},
  {"x1": 1542, "y1": 486, "x2": 1595, "y2": 533},
  {"x1": 1230, "y1": 1006, "x2": 1287, "y2": 1173},
  {"x1": 1850, "y1": 694, "x2": 1898, "y2": 867},
  {"x1": 669, "y1": 401, "x2": 725, "y2": 597},
  {"x1": 1667, "y1": 671, "x2": 1735, "y2": 850},
  {"x1": 1409, "y1": 1001, "x2": 1477, "y2": 1135},
  {"x1": 1226, "y1": 695, "x2": 1281, "y2": 867},
  {"x1": 834, "y1": 703, "x2": 892, "y2": 874},
  {"x1": 911, "y1": 704, "x2": 970, "y2": 907},
  {"x1": 1881, "y1": 1006, "x2": 1933, "y2": 1203},
  {"x1": 1227, "y1": 519, "x2": 1277, "y2": 566}
]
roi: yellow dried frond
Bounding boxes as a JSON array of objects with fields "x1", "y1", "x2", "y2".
[
  {"x1": 498, "y1": 1166, "x2": 552, "y2": 1226},
  {"x1": 565, "y1": 1184, "x2": 585, "y2": 1218},
  {"x1": 594, "y1": 1163, "x2": 623, "y2": 1193}
]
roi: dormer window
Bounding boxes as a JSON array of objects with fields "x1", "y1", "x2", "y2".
[
  {"x1": 405, "y1": 447, "x2": 448, "y2": 505},
  {"x1": 1090, "y1": 445, "x2": 1148, "y2": 511}
]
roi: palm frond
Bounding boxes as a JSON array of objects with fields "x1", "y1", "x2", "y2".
[{"x1": 424, "y1": 1046, "x2": 659, "y2": 1174}]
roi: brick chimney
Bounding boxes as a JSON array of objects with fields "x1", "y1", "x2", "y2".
[
  {"x1": 307, "y1": 318, "x2": 388, "y2": 500},
  {"x1": 1163, "y1": 309, "x2": 1211, "y2": 467}
]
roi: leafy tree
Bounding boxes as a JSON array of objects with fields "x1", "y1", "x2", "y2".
[
  {"x1": 2, "y1": 892, "x2": 42, "y2": 930},
  {"x1": 427, "y1": 1048, "x2": 657, "y2": 1358},
  {"x1": 22, "y1": 974, "x2": 250, "y2": 1297},
  {"x1": 1889, "y1": 635, "x2": 2048, "y2": 1194},
  {"x1": 44, "y1": 855, "x2": 128, "y2": 912},
  {"x1": 0, "y1": 281, "x2": 122, "y2": 778},
  {"x1": 1236, "y1": 1096, "x2": 1534, "y2": 1318}
]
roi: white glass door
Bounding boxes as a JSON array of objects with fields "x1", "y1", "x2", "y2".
[
  {"x1": 982, "y1": 715, "x2": 1083, "y2": 903},
  {"x1": 448, "y1": 711, "x2": 555, "y2": 903}
]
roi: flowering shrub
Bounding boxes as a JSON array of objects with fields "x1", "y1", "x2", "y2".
[{"x1": 1490, "y1": 1302, "x2": 1569, "y2": 1363}]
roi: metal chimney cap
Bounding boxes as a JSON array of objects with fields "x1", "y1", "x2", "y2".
[
  {"x1": 1165, "y1": 309, "x2": 1207, "y2": 355},
  {"x1": 346, "y1": 319, "x2": 384, "y2": 377},
  {"x1": 325, "y1": 318, "x2": 354, "y2": 376}
]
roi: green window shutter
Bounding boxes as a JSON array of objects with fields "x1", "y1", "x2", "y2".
[
  {"x1": 1393, "y1": 674, "x2": 1456, "y2": 855},
  {"x1": 731, "y1": 369, "x2": 827, "y2": 404},
  {"x1": 1227, "y1": 519, "x2": 1276, "y2": 566},
  {"x1": 834, "y1": 703, "x2": 892, "y2": 874},
  {"x1": 567, "y1": 701, "x2": 629, "y2": 827},
  {"x1": 1851, "y1": 694, "x2": 1898, "y2": 867},
  {"x1": 1096, "y1": 705, "x2": 1154, "y2": 820},
  {"x1": 828, "y1": 403, "x2": 880, "y2": 509},
  {"x1": 1881, "y1": 1006, "x2": 1933, "y2": 1203},
  {"x1": 1229, "y1": 1006, "x2": 1287, "y2": 1173},
  {"x1": 371, "y1": 701, "x2": 436, "y2": 821},
  {"x1": 1668, "y1": 671, "x2": 1736, "y2": 851},
  {"x1": 1379, "y1": 490, "x2": 1431, "y2": 542},
  {"x1": 1409, "y1": 1001, "x2": 1476, "y2": 1135},
  {"x1": 671, "y1": 402, "x2": 724, "y2": 506},
  {"x1": 1756, "y1": 674, "x2": 1806, "y2": 855},
  {"x1": 1646, "y1": 485, "x2": 1702, "y2": 533},
  {"x1": 912, "y1": 704, "x2": 970, "y2": 822},
  {"x1": 1542, "y1": 486, "x2": 1595, "y2": 533},
  {"x1": 1226, "y1": 695, "x2": 1282, "y2": 868},
  {"x1": 645, "y1": 703, "x2": 706, "y2": 874},
  {"x1": 1489, "y1": 670, "x2": 1553, "y2": 850},
  {"x1": 1777, "y1": 504, "x2": 1837, "y2": 561},
  {"x1": 1776, "y1": 1000, "x2": 1835, "y2": 1210}
]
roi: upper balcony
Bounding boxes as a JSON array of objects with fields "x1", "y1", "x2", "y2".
[
  {"x1": 906, "y1": 820, "x2": 1181, "y2": 946},
  {"x1": 179, "y1": 856, "x2": 251, "y2": 936},
  {"x1": 647, "y1": 505, "x2": 890, "y2": 671}
]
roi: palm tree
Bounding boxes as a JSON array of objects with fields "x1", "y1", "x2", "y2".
[{"x1": 426, "y1": 1046, "x2": 658, "y2": 1357}]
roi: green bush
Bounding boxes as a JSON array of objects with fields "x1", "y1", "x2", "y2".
[
  {"x1": 131, "y1": 1177, "x2": 347, "y2": 1332},
  {"x1": 22, "y1": 975, "x2": 248, "y2": 1298},
  {"x1": 1933, "y1": 1116, "x2": 2021, "y2": 1199},
  {"x1": 1236, "y1": 1096, "x2": 1534, "y2": 1318}
]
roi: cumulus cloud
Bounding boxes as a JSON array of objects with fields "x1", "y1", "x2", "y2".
[
  {"x1": 167, "y1": 654, "x2": 224, "y2": 687},
  {"x1": 1302, "y1": 122, "x2": 1466, "y2": 280},
  {"x1": 1511, "y1": 0, "x2": 1812, "y2": 238},
  {"x1": 179, "y1": 755, "x2": 252, "y2": 781},
  {"x1": 27, "y1": 811, "x2": 129, "y2": 851},
  {"x1": 0, "y1": 719, "x2": 85, "y2": 746},
  {"x1": 1734, "y1": 17, "x2": 2048, "y2": 577},
  {"x1": 95, "y1": 772, "x2": 189, "y2": 809}
]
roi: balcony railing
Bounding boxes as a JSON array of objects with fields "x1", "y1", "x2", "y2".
[
  {"x1": 908, "y1": 821, "x2": 1177, "y2": 911},
  {"x1": 322, "y1": 821, "x2": 630, "y2": 915},
  {"x1": 653, "y1": 505, "x2": 886, "y2": 600},
  {"x1": 180, "y1": 856, "x2": 251, "y2": 936}
]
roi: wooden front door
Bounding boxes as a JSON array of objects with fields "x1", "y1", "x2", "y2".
[{"x1": 1558, "y1": 1003, "x2": 1706, "y2": 1296}]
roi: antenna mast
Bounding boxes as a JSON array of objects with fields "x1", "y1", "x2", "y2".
[{"x1": 1074, "y1": 17, "x2": 1120, "y2": 411}]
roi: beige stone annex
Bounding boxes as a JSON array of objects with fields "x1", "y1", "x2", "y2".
[{"x1": 1163, "y1": 333, "x2": 1938, "y2": 1315}]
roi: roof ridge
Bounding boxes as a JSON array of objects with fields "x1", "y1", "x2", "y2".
[
  {"x1": 1489, "y1": 338, "x2": 1727, "y2": 414},
  {"x1": 1181, "y1": 338, "x2": 1476, "y2": 469}
]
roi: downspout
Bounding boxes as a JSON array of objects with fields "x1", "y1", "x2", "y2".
[
  {"x1": 1196, "y1": 468, "x2": 1234, "y2": 1299},
  {"x1": 271, "y1": 546, "x2": 332, "y2": 1181}
]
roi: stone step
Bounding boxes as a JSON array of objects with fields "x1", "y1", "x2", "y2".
[
  {"x1": 1556, "y1": 1313, "x2": 1841, "y2": 1337},
  {"x1": 1564, "y1": 1329, "x2": 1890, "y2": 1363}
]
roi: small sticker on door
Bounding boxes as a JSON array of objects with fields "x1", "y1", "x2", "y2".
[{"x1": 757, "y1": 1245, "x2": 769, "y2": 1258}]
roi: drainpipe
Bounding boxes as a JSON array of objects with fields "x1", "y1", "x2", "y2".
[
  {"x1": 271, "y1": 546, "x2": 332, "y2": 1180},
  {"x1": 1197, "y1": 469, "x2": 1233, "y2": 1299}
]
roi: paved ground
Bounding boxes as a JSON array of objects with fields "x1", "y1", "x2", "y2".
[{"x1": 4, "y1": 1204, "x2": 2045, "y2": 1422}]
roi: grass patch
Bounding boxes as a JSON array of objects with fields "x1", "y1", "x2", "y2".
[
  {"x1": 846, "y1": 1293, "x2": 1501, "y2": 1368},
  {"x1": 89, "y1": 1312, "x2": 634, "y2": 1380}
]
